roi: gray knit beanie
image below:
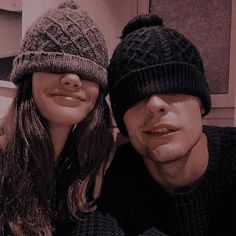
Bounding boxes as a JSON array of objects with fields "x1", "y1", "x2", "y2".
[
  {"x1": 10, "y1": 0, "x2": 108, "y2": 93},
  {"x1": 108, "y1": 14, "x2": 211, "y2": 135}
]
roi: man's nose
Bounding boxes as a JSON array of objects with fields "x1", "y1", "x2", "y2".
[
  {"x1": 59, "y1": 74, "x2": 82, "y2": 91},
  {"x1": 146, "y1": 95, "x2": 169, "y2": 116}
]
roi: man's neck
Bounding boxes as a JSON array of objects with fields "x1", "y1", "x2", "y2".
[{"x1": 143, "y1": 133, "x2": 209, "y2": 192}]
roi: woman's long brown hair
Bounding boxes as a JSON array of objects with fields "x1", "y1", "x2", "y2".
[{"x1": 0, "y1": 76, "x2": 114, "y2": 235}]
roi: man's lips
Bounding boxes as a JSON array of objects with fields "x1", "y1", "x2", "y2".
[{"x1": 142, "y1": 123, "x2": 179, "y2": 136}]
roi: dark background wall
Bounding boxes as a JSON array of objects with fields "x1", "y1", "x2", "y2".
[{"x1": 150, "y1": 0, "x2": 232, "y2": 94}]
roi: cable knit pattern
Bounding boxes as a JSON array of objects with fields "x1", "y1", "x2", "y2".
[
  {"x1": 10, "y1": 0, "x2": 108, "y2": 92},
  {"x1": 72, "y1": 212, "x2": 125, "y2": 236},
  {"x1": 108, "y1": 15, "x2": 211, "y2": 135},
  {"x1": 98, "y1": 126, "x2": 236, "y2": 236},
  {"x1": 72, "y1": 211, "x2": 168, "y2": 236}
]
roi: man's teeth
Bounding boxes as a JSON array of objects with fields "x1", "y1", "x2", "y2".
[{"x1": 148, "y1": 128, "x2": 171, "y2": 134}]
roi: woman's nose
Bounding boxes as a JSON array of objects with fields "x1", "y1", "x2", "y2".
[
  {"x1": 146, "y1": 95, "x2": 169, "y2": 116},
  {"x1": 59, "y1": 74, "x2": 82, "y2": 91}
]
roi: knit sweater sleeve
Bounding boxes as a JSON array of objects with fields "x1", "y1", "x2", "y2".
[
  {"x1": 217, "y1": 126, "x2": 236, "y2": 234},
  {"x1": 141, "y1": 227, "x2": 169, "y2": 236},
  {"x1": 173, "y1": 126, "x2": 236, "y2": 235},
  {"x1": 222, "y1": 127, "x2": 236, "y2": 233},
  {"x1": 72, "y1": 211, "x2": 125, "y2": 236},
  {"x1": 72, "y1": 211, "x2": 169, "y2": 236}
]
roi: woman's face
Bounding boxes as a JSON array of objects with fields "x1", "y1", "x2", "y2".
[{"x1": 32, "y1": 72, "x2": 99, "y2": 127}]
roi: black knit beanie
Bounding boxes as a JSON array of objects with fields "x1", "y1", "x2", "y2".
[
  {"x1": 108, "y1": 14, "x2": 211, "y2": 135},
  {"x1": 10, "y1": 0, "x2": 108, "y2": 94}
]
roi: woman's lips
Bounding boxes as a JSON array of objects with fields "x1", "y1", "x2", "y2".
[
  {"x1": 49, "y1": 91, "x2": 86, "y2": 101},
  {"x1": 48, "y1": 90, "x2": 87, "y2": 107}
]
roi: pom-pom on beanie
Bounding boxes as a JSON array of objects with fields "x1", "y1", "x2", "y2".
[
  {"x1": 108, "y1": 14, "x2": 211, "y2": 135},
  {"x1": 10, "y1": 0, "x2": 108, "y2": 93}
]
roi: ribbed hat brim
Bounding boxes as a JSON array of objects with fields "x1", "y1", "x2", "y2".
[
  {"x1": 110, "y1": 62, "x2": 211, "y2": 135},
  {"x1": 10, "y1": 51, "x2": 108, "y2": 93}
]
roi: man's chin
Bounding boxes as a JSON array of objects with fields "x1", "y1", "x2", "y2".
[{"x1": 146, "y1": 146, "x2": 185, "y2": 164}]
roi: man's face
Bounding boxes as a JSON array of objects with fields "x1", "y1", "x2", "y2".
[{"x1": 123, "y1": 94, "x2": 203, "y2": 164}]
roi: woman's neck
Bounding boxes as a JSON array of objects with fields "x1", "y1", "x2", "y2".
[{"x1": 49, "y1": 124, "x2": 72, "y2": 159}]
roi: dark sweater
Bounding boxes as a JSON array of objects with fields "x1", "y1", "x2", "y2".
[
  {"x1": 2, "y1": 126, "x2": 236, "y2": 235},
  {"x1": 97, "y1": 126, "x2": 236, "y2": 236}
]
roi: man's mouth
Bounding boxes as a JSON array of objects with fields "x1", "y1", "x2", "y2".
[
  {"x1": 146, "y1": 128, "x2": 172, "y2": 135},
  {"x1": 143, "y1": 124, "x2": 178, "y2": 136}
]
